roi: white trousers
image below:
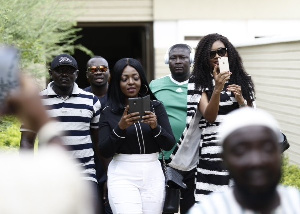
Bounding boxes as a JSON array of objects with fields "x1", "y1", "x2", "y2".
[{"x1": 108, "y1": 153, "x2": 165, "y2": 214}]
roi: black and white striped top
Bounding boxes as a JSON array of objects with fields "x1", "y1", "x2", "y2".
[
  {"x1": 40, "y1": 82, "x2": 101, "y2": 182},
  {"x1": 188, "y1": 185, "x2": 300, "y2": 214},
  {"x1": 169, "y1": 76, "x2": 255, "y2": 201}
]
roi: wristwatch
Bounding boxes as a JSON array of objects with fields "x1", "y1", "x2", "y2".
[{"x1": 239, "y1": 99, "x2": 247, "y2": 107}]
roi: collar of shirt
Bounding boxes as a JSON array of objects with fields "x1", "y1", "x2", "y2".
[
  {"x1": 46, "y1": 81, "x2": 81, "y2": 97},
  {"x1": 168, "y1": 74, "x2": 189, "y2": 86}
]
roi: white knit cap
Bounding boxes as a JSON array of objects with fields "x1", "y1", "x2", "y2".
[{"x1": 218, "y1": 107, "x2": 281, "y2": 145}]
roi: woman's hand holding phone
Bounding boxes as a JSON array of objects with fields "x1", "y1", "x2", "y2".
[
  {"x1": 213, "y1": 65, "x2": 231, "y2": 94},
  {"x1": 141, "y1": 111, "x2": 157, "y2": 129},
  {"x1": 118, "y1": 105, "x2": 140, "y2": 130}
]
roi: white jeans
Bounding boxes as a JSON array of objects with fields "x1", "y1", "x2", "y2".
[{"x1": 108, "y1": 153, "x2": 165, "y2": 214}]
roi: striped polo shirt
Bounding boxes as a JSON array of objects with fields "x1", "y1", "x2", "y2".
[{"x1": 40, "y1": 82, "x2": 101, "y2": 183}]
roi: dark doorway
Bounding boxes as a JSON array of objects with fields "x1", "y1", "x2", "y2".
[{"x1": 74, "y1": 23, "x2": 154, "y2": 89}]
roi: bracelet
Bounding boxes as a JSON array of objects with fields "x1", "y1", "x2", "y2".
[
  {"x1": 239, "y1": 99, "x2": 247, "y2": 107},
  {"x1": 37, "y1": 121, "x2": 63, "y2": 147}
]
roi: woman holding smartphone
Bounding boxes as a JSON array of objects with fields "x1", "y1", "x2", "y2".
[
  {"x1": 98, "y1": 58, "x2": 175, "y2": 214},
  {"x1": 187, "y1": 33, "x2": 255, "y2": 202}
]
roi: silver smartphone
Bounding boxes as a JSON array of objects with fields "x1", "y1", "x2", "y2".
[
  {"x1": 218, "y1": 57, "x2": 230, "y2": 73},
  {"x1": 0, "y1": 46, "x2": 20, "y2": 109}
]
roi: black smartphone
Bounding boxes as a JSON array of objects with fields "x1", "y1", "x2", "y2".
[
  {"x1": 128, "y1": 95, "x2": 150, "y2": 121},
  {"x1": 0, "y1": 46, "x2": 20, "y2": 110}
]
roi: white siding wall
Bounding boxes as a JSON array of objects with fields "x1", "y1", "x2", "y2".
[
  {"x1": 154, "y1": 48, "x2": 169, "y2": 78},
  {"x1": 237, "y1": 41, "x2": 300, "y2": 166},
  {"x1": 62, "y1": 0, "x2": 153, "y2": 22},
  {"x1": 154, "y1": 0, "x2": 300, "y2": 20}
]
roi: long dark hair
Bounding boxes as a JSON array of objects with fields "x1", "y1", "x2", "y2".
[
  {"x1": 193, "y1": 33, "x2": 255, "y2": 101},
  {"x1": 107, "y1": 58, "x2": 156, "y2": 111}
]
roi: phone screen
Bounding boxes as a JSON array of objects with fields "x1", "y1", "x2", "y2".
[{"x1": 0, "y1": 46, "x2": 20, "y2": 108}]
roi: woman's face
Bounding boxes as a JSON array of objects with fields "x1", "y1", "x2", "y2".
[
  {"x1": 209, "y1": 40, "x2": 228, "y2": 69},
  {"x1": 120, "y1": 65, "x2": 141, "y2": 98}
]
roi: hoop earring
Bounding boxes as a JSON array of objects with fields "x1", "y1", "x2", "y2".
[{"x1": 139, "y1": 84, "x2": 149, "y2": 97}]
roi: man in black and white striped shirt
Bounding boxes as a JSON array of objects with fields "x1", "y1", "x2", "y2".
[
  {"x1": 188, "y1": 108, "x2": 300, "y2": 214},
  {"x1": 20, "y1": 54, "x2": 102, "y2": 210}
]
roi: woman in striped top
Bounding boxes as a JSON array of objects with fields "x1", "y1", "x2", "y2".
[{"x1": 192, "y1": 33, "x2": 255, "y2": 201}]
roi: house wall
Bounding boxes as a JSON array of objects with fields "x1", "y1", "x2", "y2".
[
  {"x1": 153, "y1": 0, "x2": 300, "y2": 20},
  {"x1": 237, "y1": 40, "x2": 300, "y2": 166},
  {"x1": 63, "y1": 0, "x2": 153, "y2": 22}
]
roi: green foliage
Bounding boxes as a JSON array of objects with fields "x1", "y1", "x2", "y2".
[
  {"x1": 0, "y1": 0, "x2": 92, "y2": 78},
  {"x1": 0, "y1": 116, "x2": 21, "y2": 149},
  {"x1": 281, "y1": 155, "x2": 300, "y2": 189},
  {"x1": 0, "y1": 0, "x2": 93, "y2": 145}
]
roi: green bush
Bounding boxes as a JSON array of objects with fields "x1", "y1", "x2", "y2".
[
  {"x1": 281, "y1": 155, "x2": 300, "y2": 189},
  {"x1": 0, "y1": 116, "x2": 21, "y2": 149}
]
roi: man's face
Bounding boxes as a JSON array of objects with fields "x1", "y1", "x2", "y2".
[
  {"x1": 168, "y1": 47, "x2": 190, "y2": 79},
  {"x1": 49, "y1": 65, "x2": 78, "y2": 89},
  {"x1": 86, "y1": 58, "x2": 110, "y2": 87},
  {"x1": 223, "y1": 126, "x2": 281, "y2": 195}
]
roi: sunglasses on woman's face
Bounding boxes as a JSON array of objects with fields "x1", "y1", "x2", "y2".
[
  {"x1": 210, "y1": 48, "x2": 227, "y2": 59},
  {"x1": 87, "y1": 65, "x2": 108, "y2": 73}
]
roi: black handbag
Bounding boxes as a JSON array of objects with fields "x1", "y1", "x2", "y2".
[
  {"x1": 280, "y1": 132, "x2": 290, "y2": 153},
  {"x1": 161, "y1": 150, "x2": 187, "y2": 213},
  {"x1": 165, "y1": 166, "x2": 187, "y2": 189},
  {"x1": 163, "y1": 186, "x2": 181, "y2": 213}
]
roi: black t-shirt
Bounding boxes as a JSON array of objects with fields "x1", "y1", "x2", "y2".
[
  {"x1": 84, "y1": 86, "x2": 108, "y2": 111},
  {"x1": 84, "y1": 86, "x2": 108, "y2": 183}
]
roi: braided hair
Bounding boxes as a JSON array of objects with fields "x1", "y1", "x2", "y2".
[{"x1": 193, "y1": 33, "x2": 255, "y2": 101}]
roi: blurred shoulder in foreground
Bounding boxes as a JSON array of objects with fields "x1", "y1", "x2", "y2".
[{"x1": 0, "y1": 144, "x2": 95, "y2": 214}]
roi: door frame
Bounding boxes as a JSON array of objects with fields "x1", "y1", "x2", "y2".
[{"x1": 77, "y1": 22, "x2": 154, "y2": 81}]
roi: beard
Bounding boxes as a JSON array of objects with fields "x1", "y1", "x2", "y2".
[
  {"x1": 170, "y1": 69, "x2": 190, "y2": 82},
  {"x1": 233, "y1": 170, "x2": 281, "y2": 210}
]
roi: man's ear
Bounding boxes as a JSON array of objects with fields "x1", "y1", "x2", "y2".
[
  {"x1": 74, "y1": 70, "x2": 79, "y2": 79},
  {"x1": 48, "y1": 69, "x2": 52, "y2": 78}
]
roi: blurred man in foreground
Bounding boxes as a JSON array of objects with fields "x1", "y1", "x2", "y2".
[
  {"x1": 188, "y1": 108, "x2": 300, "y2": 214},
  {"x1": 0, "y1": 75, "x2": 95, "y2": 214}
]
